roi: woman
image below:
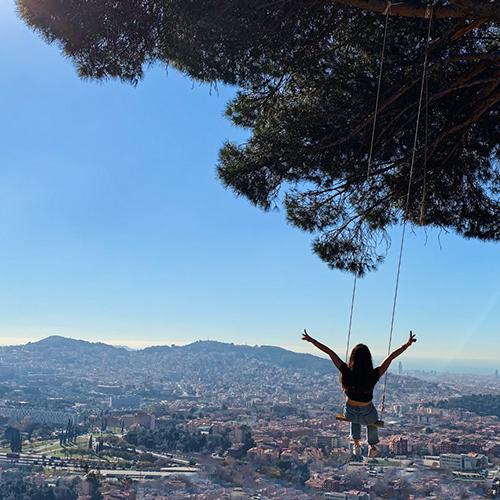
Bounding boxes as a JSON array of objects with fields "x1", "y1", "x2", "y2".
[{"x1": 302, "y1": 329, "x2": 417, "y2": 458}]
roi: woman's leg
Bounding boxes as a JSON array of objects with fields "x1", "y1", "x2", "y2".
[
  {"x1": 359, "y1": 404, "x2": 379, "y2": 455},
  {"x1": 360, "y1": 404, "x2": 379, "y2": 425},
  {"x1": 366, "y1": 424, "x2": 379, "y2": 446},
  {"x1": 350, "y1": 422, "x2": 362, "y2": 442},
  {"x1": 345, "y1": 405, "x2": 361, "y2": 441},
  {"x1": 345, "y1": 404, "x2": 362, "y2": 455}
]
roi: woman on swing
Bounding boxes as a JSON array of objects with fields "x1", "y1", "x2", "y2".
[{"x1": 302, "y1": 329, "x2": 417, "y2": 458}]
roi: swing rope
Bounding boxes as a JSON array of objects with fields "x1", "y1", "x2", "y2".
[
  {"x1": 419, "y1": 47, "x2": 430, "y2": 225},
  {"x1": 344, "y1": 4, "x2": 391, "y2": 364},
  {"x1": 345, "y1": 273, "x2": 357, "y2": 361},
  {"x1": 338, "y1": 6, "x2": 391, "y2": 423},
  {"x1": 366, "y1": 3, "x2": 391, "y2": 179},
  {"x1": 380, "y1": 9, "x2": 433, "y2": 415}
]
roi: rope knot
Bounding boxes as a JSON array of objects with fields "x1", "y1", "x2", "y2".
[{"x1": 382, "y1": 1, "x2": 392, "y2": 15}]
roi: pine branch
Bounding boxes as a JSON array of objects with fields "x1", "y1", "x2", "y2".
[{"x1": 325, "y1": 0, "x2": 500, "y2": 21}]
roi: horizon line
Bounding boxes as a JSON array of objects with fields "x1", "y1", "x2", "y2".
[{"x1": 0, "y1": 334, "x2": 498, "y2": 365}]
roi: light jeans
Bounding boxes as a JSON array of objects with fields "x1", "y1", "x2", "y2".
[{"x1": 344, "y1": 402, "x2": 380, "y2": 445}]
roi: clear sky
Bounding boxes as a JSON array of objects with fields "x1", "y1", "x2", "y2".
[{"x1": 0, "y1": 1, "x2": 498, "y2": 370}]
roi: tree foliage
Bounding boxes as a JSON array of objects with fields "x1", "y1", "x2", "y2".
[
  {"x1": 433, "y1": 394, "x2": 500, "y2": 418},
  {"x1": 17, "y1": 0, "x2": 499, "y2": 273},
  {"x1": 4, "y1": 426, "x2": 22, "y2": 453},
  {"x1": 125, "y1": 422, "x2": 234, "y2": 454},
  {"x1": 0, "y1": 477, "x2": 77, "y2": 500},
  {"x1": 270, "y1": 459, "x2": 310, "y2": 486}
]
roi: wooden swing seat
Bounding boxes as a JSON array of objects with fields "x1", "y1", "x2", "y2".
[{"x1": 335, "y1": 413, "x2": 384, "y2": 427}]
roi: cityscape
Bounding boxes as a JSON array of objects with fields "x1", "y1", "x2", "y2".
[{"x1": 0, "y1": 336, "x2": 498, "y2": 499}]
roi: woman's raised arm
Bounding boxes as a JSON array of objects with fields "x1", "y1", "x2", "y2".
[
  {"x1": 302, "y1": 329, "x2": 344, "y2": 370},
  {"x1": 378, "y1": 331, "x2": 417, "y2": 376}
]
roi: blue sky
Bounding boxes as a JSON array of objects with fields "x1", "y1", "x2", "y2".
[{"x1": 0, "y1": 2, "x2": 498, "y2": 369}]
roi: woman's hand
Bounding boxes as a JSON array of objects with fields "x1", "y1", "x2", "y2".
[
  {"x1": 302, "y1": 329, "x2": 313, "y2": 343},
  {"x1": 406, "y1": 331, "x2": 417, "y2": 347},
  {"x1": 301, "y1": 331, "x2": 343, "y2": 369}
]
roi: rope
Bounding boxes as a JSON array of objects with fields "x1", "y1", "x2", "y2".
[
  {"x1": 338, "y1": 271, "x2": 357, "y2": 412},
  {"x1": 380, "y1": 10, "x2": 433, "y2": 415},
  {"x1": 340, "y1": 4, "x2": 391, "y2": 413},
  {"x1": 345, "y1": 1, "x2": 391, "y2": 362},
  {"x1": 340, "y1": 7, "x2": 391, "y2": 416},
  {"x1": 345, "y1": 273, "x2": 358, "y2": 361},
  {"x1": 366, "y1": 4, "x2": 391, "y2": 178},
  {"x1": 419, "y1": 52, "x2": 430, "y2": 225}
]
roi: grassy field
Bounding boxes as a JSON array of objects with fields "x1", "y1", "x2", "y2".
[
  {"x1": 4, "y1": 432, "x2": 136, "y2": 467},
  {"x1": 21, "y1": 434, "x2": 92, "y2": 457}
]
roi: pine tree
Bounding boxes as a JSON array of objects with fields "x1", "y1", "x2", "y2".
[{"x1": 16, "y1": 0, "x2": 499, "y2": 273}]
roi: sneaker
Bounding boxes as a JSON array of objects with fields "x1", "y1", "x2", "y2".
[
  {"x1": 353, "y1": 443, "x2": 362, "y2": 456},
  {"x1": 368, "y1": 446, "x2": 379, "y2": 458}
]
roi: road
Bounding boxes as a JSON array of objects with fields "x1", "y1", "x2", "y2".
[{"x1": 0, "y1": 451, "x2": 198, "y2": 479}]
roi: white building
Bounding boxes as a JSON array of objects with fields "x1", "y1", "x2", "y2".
[
  {"x1": 440, "y1": 453, "x2": 488, "y2": 471},
  {"x1": 0, "y1": 407, "x2": 78, "y2": 426}
]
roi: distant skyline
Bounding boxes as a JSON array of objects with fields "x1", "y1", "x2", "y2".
[{"x1": 0, "y1": 2, "x2": 498, "y2": 366}]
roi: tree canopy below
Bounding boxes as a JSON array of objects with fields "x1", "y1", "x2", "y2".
[
  {"x1": 17, "y1": 0, "x2": 499, "y2": 273},
  {"x1": 432, "y1": 394, "x2": 500, "y2": 418}
]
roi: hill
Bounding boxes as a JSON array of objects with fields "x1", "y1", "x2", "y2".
[
  {"x1": 26, "y1": 335, "x2": 126, "y2": 353},
  {"x1": 12, "y1": 336, "x2": 333, "y2": 373},
  {"x1": 0, "y1": 336, "x2": 444, "y2": 408},
  {"x1": 433, "y1": 394, "x2": 500, "y2": 418},
  {"x1": 0, "y1": 336, "x2": 342, "y2": 408},
  {"x1": 142, "y1": 341, "x2": 332, "y2": 373}
]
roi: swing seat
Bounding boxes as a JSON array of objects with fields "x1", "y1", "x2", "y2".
[{"x1": 335, "y1": 413, "x2": 384, "y2": 427}]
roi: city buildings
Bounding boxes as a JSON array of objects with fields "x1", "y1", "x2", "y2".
[
  {"x1": 440, "y1": 453, "x2": 488, "y2": 472},
  {"x1": 0, "y1": 338, "x2": 498, "y2": 498}
]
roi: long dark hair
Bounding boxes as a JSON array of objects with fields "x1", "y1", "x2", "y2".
[{"x1": 341, "y1": 343, "x2": 374, "y2": 392}]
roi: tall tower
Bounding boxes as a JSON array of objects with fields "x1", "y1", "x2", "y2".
[{"x1": 398, "y1": 361, "x2": 403, "y2": 376}]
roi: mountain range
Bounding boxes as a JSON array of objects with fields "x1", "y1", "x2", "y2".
[
  {"x1": 0, "y1": 335, "x2": 450, "y2": 409},
  {"x1": 18, "y1": 335, "x2": 334, "y2": 373}
]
